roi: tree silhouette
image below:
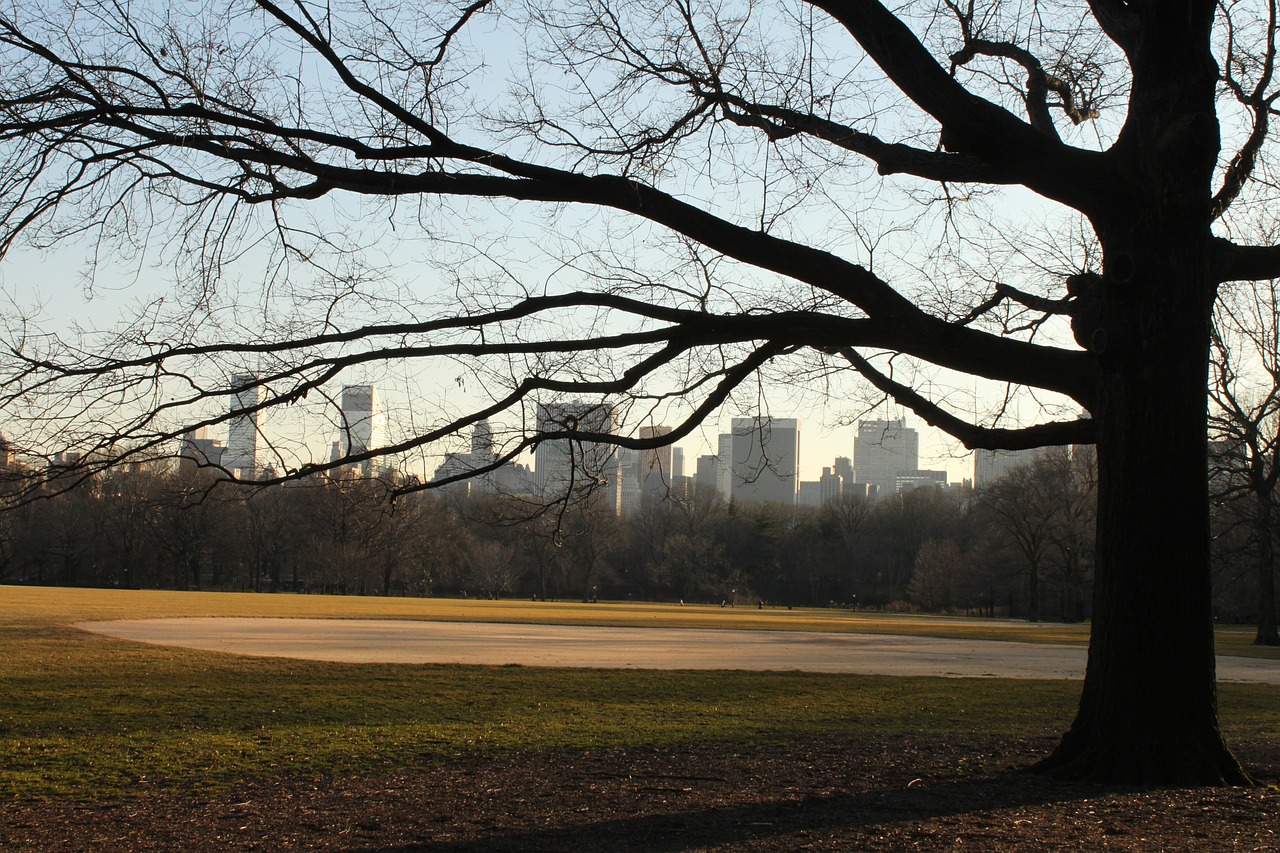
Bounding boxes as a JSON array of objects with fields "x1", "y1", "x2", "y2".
[{"x1": 3, "y1": 0, "x2": 1278, "y2": 783}]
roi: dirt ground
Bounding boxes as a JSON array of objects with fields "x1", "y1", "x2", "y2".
[{"x1": 2, "y1": 736, "x2": 1276, "y2": 852}]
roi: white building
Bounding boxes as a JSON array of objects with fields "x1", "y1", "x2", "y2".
[
  {"x1": 223, "y1": 374, "x2": 260, "y2": 478},
  {"x1": 339, "y1": 385, "x2": 386, "y2": 477},
  {"x1": 729, "y1": 416, "x2": 799, "y2": 506},
  {"x1": 716, "y1": 433, "x2": 734, "y2": 499},
  {"x1": 854, "y1": 418, "x2": 919, "y2": 500}
]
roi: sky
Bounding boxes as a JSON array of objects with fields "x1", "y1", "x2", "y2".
[{"x1": 0, "y1": 2, "x2": 1088, "y2": 488}]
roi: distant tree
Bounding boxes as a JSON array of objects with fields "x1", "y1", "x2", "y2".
[
  {"x1": 1209, "y1": 279, "x2": 1280, "y2": 645},
  {"x1": 818, "y1": 492, "x2": 874, "y2": 605},
  {"x1": 467, "y1": 539, "x2": 522, "y2": 599},
  {"x1": 909, "y1": 538, "x2": 966, "y2": 613},
  {"x1": 152, "y1": 467, "x2": 224, "y2": 590},
  {"x1": 977, "y1": 448, "x2": 1095, "y2": 621}
]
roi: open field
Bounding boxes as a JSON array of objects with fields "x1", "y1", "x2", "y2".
[
  {"x1": 1, "y1": 585, "x2": 1277, "y2": 851},
  {"x1": 1, "y1": 585, "x2": 1277, "y2": 799},
  {"x1": 4, "y1": 585, "x2": 1277, "y2": 658}
]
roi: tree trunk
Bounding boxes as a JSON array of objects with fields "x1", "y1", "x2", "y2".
[
  {"x1": 1255, "y1": 497, "x2": 1279, "y2": 646},
  {"x1": 1038, "y1": 244, "x2": 1250, "y2": 784}
]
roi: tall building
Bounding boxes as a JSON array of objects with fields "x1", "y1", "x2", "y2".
[
  {"x1": 636, "y1": 425, "x2": 674, "y2": 501},
  {"x1": 339, "y1": 385, "x2": 386, "y2": 476},
  {"x1": 729, "y1": 416, "x2": 799, "y2": 506},
  {"x1": 974, "y1": 447, "x2": 1048, "y2": 487},
  {"x1": 897, "y1": 469, "x2": 949, "y2": 492},
  {"x1": 178, "y1": 427, "x2": 225, "y2": 472},
  {"x1": 854, "y1": 418, "x2": 919, "y2": 499},
  {"x1": 223, "y1": 374, "x2": 260, "y2": 478},
  {"x1": 716, "y1": 433, "x2": 734, "y2": 499},
  {"x1": 433, "y1": 418, "x2": 533, "y2": 496},
  {"x1": 534, "y1": 400, "x2": 621, "y2": 513},
  {"x1": 820, "y1": 466, "x2": 845, "y2": 503},
  {"x1": 695, "y1": 454, "x2": 719, "y2": 491}
]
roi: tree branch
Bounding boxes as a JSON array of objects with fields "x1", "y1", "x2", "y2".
[
  {"x1": 840, "y1": 347, "x2": 1096, "y2": 450},
  {"x1": 807, "y1": 0, "x2": 1106, "y2": 213}
]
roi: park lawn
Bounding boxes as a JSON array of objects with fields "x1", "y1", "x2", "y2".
[
  {"x1": 4, "y1": 585, "x2": 1277, "y2": 658},
  {"x1": 1, "y1": 586, "x2": 1276, "y2": 799}
]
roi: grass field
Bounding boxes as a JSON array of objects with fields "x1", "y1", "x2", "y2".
[{"x1": 2, "y1": 586, "x2": 1277, "y2": 800}]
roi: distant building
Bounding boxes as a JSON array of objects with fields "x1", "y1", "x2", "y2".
[
  {"x1": 973, "y1": 447, "x2": 1049, "y2": 487},
  {"x1": 433, "y1": 418, "x2": 532, "y2": 497},
  {"x1": 833, "y1": 457, "x2": 854, "y2": 485},
  {"x1": 339, "y1": 385, "x2": 386, "y2": 477},
  {"x1": 694, "y1": 454, "x2": 719, "y2": 491},
  {"x1": 819, "y1": 466, "x2": 845, "y2": 503},
  {"x1": 729, "y1": 416, "x2": 799, "y2": 506},
  {"x1": 534, "y1": 400, "x2": 621, "y2": 513},
  {"x1": 854, "y1": 418, "x2": 919, "y2": 499},
  {"x1": 0, "y1": 432, "x2": 12, "y2": 468},
  {"x1": 896, "y1": 469, "x2": 949, "y2": 492},
  {"x1": 797, "y1": 480, "x2": 823, "y2": 507},
  {"x1": 636, "y1": 425, "x2": 674, "y2": 501},
  {"x1": 223, "y1": 374, "x2": 261, "y2": 478},
  {"x1": 178, "y1": 427, "x2": 225, "y2": 472},
  {"x1": 716, "y1": 433, "x2": 734, "y2": 499}
]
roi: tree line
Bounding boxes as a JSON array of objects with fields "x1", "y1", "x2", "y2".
[{"x1": 4, "y1": 443, "x2": 1274, "y2": 637}]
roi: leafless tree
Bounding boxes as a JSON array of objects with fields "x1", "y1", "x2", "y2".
[
  {"x1": 3, "y1": 0, "x2": 1278, "y2": 783},
  {"x1": 1210, "y1": 279, "x2": 1280, "y2": 646}
]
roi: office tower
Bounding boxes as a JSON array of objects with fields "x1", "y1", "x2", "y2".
[
  {"x1": 339, "y1": 384, "x2": 386, "y2": 476},
  {"x1": 833, "y1": 457, "x2": 855, "y2": 484},
  {"x1": 695, "y1": 454, "x2": 719, "y2": 491},
  {"x1": 672, "y1": 447, "x2": 684, "y2": 480},
  {"x1": 178, "y1": 427, "x2": 225, "y2": 472},
  {"x1": 896, "y1": 469, "x2": 949, "y2": 492},
  {"x1": 797, "y1": 480, "x2": 823, "y2": 506},
  {"x1": 224, "y1": 374, "x2": 260, "y2": 478},
  {"x1": 534, "y1": 400, "x2": 621, "y2": 513},
  {"x1": 729, "y1": 416, "x2": 799, "y2": 505},
  {"x1": 637, "y1": 425, "x2": 674, "y2": 500},
  {"x1": 471, "y1": 419, "x2": 495, "y2": 459},
  {"x1": 0, "y1": 432, "x2": 13, "y2": 468},
  {"x1": 716, "y1": 433, "x2": 734, "y2": 499},
  {"x1": 853, "y1": 418, "x2": 919, "y2": 499},
  {"x1": 820, "y1": 466, "x2": 844, "y2": 503},
  {"x1": 974, "y1": 447, "x2": 1048, "y2": 487}
]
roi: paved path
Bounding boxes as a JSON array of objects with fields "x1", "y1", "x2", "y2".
[{"x1": 76, "y1": 617, "x2": 1280, "y2": 683}]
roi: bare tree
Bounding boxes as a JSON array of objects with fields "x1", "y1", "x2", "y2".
[
  {"x1": 1210, "y1": 279, "x2": 1280, "y2": 646},
  {"x1": 3, "y1": 0, "x2": 1278, "y2": 783}
]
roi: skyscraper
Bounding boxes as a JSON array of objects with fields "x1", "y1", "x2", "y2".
[
  {"x1": 854, "y1": 418, "x2": 919, "y2": 499},
  {"x1": 636, "y1": 425, "x2": 674, "y2": 500},
  {"x1": 695, "y1": 454, "x2": 719, "y2": 491},
  {"x1": 716, "y1": 433, "x2": 734, "y2": 499},
  {"x1": 179, "y1": 427, "x2": 225, "y2": 472},
  {"x1": 223, "y1": 374, "x2": 260, "y2": 478},
  {"x1": 339, "y1": 385, "x2": 386, "y2": 476},
  {"x1": 534, "y1": 400, "x2": 621, "y2": 513},
  {"x1": 974, "y1": 447, "x2": 1048, "y2": 487},
  {"x1": 729, "y1": 416, "x2": 799, "y2": 505}
]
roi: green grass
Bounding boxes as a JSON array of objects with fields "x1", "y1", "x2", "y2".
[{"x1": 1, "y1": 586, "x2": 1276, "y2": 800}]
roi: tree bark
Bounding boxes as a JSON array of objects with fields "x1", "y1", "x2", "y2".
[{"x1": 1038, "y1": 230, "x2": 1251, "y2": 783}]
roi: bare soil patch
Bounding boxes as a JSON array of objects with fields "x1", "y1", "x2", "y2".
[{"x1": 2, "y1": 737, "x2": 1275, "y2": 851}]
